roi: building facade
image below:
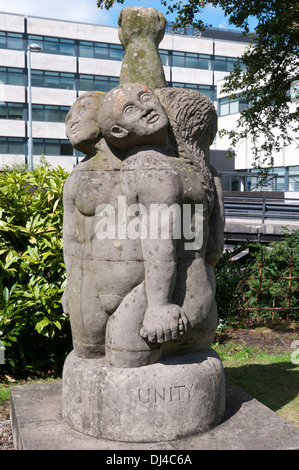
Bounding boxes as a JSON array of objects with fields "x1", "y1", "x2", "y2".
[{"x1": 0, "y1": 11, "x2": 297, "y2": 195}]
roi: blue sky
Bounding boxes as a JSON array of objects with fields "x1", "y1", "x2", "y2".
[{"x1": 0, "y1": 0, "x2": 256, "y2": 31}]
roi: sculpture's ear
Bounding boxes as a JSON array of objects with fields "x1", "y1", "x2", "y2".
[{"x1": 110, "y1": 125, "x2": 129, "y2": 139}]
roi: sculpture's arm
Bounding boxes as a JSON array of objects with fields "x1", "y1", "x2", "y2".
[
  {"x1": 121, "y1": 157, "x2": 188, "y2": 343},
  {"x1": 205, "y1": 169, "x2": 225, "y2": 268}
]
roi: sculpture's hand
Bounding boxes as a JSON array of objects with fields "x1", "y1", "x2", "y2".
[{"x1": 140, "y1": 304, "x2": 188, "y2": 344}]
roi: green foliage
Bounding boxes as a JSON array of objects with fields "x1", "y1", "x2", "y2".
[
  {"x1": 241, "y1": 229, "x2": 299, "y2": 322},
  {"x1": 215, "y1": 230, "x2": 299, "y2": 325},
  {"x1": 0, "y1": 166, "x2": 71, "y2": 372}
]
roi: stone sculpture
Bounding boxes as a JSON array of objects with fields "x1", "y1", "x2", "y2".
[{"x1": 62, "y1": 6, "x2": 225, "y2": 442}]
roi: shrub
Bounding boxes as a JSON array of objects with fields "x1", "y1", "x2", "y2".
[{"x1": 0, "y1": 166, "x2": 71, "y2": 372}]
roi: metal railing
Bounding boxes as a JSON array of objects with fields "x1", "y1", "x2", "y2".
[
  {"x1": 224, "y1": 195, "x2": 299, "y2": 223},
  {"x1": 238, "y1": 251, "x2": 299, "y2": 323}
]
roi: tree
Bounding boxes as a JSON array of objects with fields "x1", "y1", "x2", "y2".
[{"x1": 98, "y1": 0, "x2": 299, "y2": 174}]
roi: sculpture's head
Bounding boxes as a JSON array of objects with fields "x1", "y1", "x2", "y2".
[
  {"x1": 65, "y1": 91, "x2": 105, "y2": 155},
  {"x1": 98, "y1": 83, "x2": 168, "y2": 150}
]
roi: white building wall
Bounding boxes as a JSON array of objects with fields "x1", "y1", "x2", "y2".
[
  {"x1": 0, "y1": 13, "x2": 24, "y2": 33},
  {"x1": 0, "y1": 119, "x2": 25, "y2": 137},
  {"x1": 0, "y1": 49, "x2": 25, "y2": 68},
  {"x1": 27, "y1": 17, "x2": 120, "y2": 44},
  {"x1": 31, "y1": 53, "x2": 77, "y2": 73}
]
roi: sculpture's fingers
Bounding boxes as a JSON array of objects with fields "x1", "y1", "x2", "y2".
[{"x1": 156, "y1": 327, "x2": 165, "y2": 343}]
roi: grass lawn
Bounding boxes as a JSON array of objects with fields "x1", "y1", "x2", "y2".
[{"x1": 213, "y1": 342, "x2": 299, "y2": 428}]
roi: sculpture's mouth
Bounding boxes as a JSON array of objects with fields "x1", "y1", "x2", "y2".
[{"x1": 147, "y1": 113, "x2": 160, "y2": 124}]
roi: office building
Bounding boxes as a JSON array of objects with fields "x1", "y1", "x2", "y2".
[{"x1": 0, "y1": 11, "x2": 297, "y2": 196}]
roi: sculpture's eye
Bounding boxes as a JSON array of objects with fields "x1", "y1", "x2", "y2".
[
  {"x1": 124, "y1": 105, "x2": 138, "y2": 115},
  {"x1": 140, "y1": 93, "x2": 151, "y2": 102}
]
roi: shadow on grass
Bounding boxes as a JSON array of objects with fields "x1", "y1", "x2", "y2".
[{"x1": 224, "y1": 360, "x2": 299, "y2": 416}]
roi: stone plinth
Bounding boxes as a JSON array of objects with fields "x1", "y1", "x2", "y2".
[{"x1": 62, "y1": 349, "x2": 225, "y2": 442}]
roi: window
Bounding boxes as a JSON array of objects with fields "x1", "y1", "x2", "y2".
[
  {"x1": 79, "y1": 74, "x2": 119, "y2": 92},
  {"x1": 0, "y1": 137, "x2": 24, "y2": 154},
  {"x1": 172, "y1": 51, "x2": 212, "y2": 70},
  {"x1": 172, "y1": 82, "x2": 217, "y2": 101},
  {"x1": 219, "y1": 96, "x2": 249, "y2": 116},
  {"x1": 31, "y1": 70, "x2": 75, "y2": 90},
  {"x1": 248, "y1": 167, "x2": 285, "y2": 191},
  {"x1": 289, "y1": 166, "x2": 299, "y2": 192},
  {"x1": 33, "y1": 139, "x2": 73, "y2": 156},
  {"x1": 0, "y1": 32, "x2": 23, "y2": 50},
  {"x1": 0, "y1": 102, "x2": 24, "y2": 120},
  {"x1": 28, "y1": 35, "x2": 75, "y2": 56},
  {"x1": 159, "y1": 50, "x2": 170, "y2": 66},
  {"x1": 0, "y1": 67, "x2": 24, "y2": 86},
  {"x1": 32, "y1": 104, "x2": 70, "y2": 122},
  {"x1": 79, "y1": 41, "x2": 124, "y2": 61},
  {"x1": 214, "y1": 56, "x2": 244, "y2": 72}
]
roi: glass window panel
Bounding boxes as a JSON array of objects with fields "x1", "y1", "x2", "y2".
[
  {"x1": 159, "y1": 50, "x2": 169, "y2": 66},
  {"x1": 229, "y1": 100, "x2": 239, "y2": 114},
  {"x1": 44, "y1": 39, "x2": 60, "y2": 54},
  {"x1": 173, "y1": 52, "x2": 185, "y2": 67},
  {"x1": 110, "y1": 78, "x2": 119, "y2": 89},
  {"x1": 44, "y1": 72, "x2": 59, "y2": 88},
  {"x1": 32, "y1": 105, "x2": 44, "y2": 121},
  {"x1": 214, "y1": 57, "x2": 227, "y2": 71},
  {"x1": 45, "y1": 140, "x2": 60, "y2": 155},
  {"x1": 9, "y1": 138, "x2": 24, "y2": 154},
  {"x1": 198, "y1": 55, "x2": 211, "y2": 70},
  {"x1": 79, "y1": 75, "x2": 94, "y2": 91},
  {"x1": 0, "y1": 32, "x2": 6, "y2": 49},
  {"x1": 0, "y1": 103, "x2": 6, "y2": 118},
  {"x1": 289, "y1": 166, "x2": 299, "y2": 175},
  {"x1": 33, "y1": 139, "x2": 44, "y2": 156},
  {"x1": 60, "y1": 39, "x2": 75, "y2": 56},
  {"x1": 94, "y1": 43, "x2": 109, "y2": 59},
  {"x1": 60, "y1": 73, "x2": 75, "y2": 90},
  {"x1": 7, "y1": 103, "x2": 23, "y2": 120},
  {"x1": 239, "y1": 100, "x2": 248, "y2": 112},
  {"x1": 227, "y1": 58, "x2": 236, "y2": 72},
  {"x1": 109, "y1": 45, "x2": 124, "y2": 61},
  {"x1": 7, "y1": 68, "x2": 23, "y2": 85},
  {"x1": 289, "y1": 176, "x2": 299, "y2": 191},
  {"x1": 60, "y1": 141, "x2": 73, "y2": 156},
  {"x1": 94, "y1": 77, "x2": 109, "y2": 92},
  {"x1": 220, "y1": 102, "x2": 229, "y2": 116},
  {"x1": 0, "y1": 68, "x2": 7, "y2": 84},
  {"x1": 60, "y1": 106, "x2": 70, "y2": 121},
  {"x1": 79, "y1": 41, "x2": 94, "y2": 58},
  {"x1": 185, "y1": 53, "x2": 198, "y2": 69},
  {"x1": 45, "y1": 105, "x2": 60, "y2": 122},
  {"x1": 0, "y1": 137, "x2": 8, "y2": 153},
  {"x1": 31, "y1": 71, "x2": 44, "y2": 87},
  {"x1": 7, "y1": 34, "x2": 23, "y2": 50}
]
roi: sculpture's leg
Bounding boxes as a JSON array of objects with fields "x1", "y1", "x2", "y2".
[
  {"x1": 67, "y1": 260, "x2": 110, "y2": 358},
  {"x1": 163, "y1": 258, "x2": 218, "y2": 355},
  {"x1": 105, "y1": 281, "x2": 162, "y2": 367}
]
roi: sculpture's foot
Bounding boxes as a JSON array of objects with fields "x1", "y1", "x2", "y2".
[{"x1": 62, "y1": 349, "x2": 225, "y2": 442}]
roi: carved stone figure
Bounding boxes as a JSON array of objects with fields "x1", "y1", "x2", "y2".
[{"x1": 62, "y1": 6, "x2": 225, "y2": 442}]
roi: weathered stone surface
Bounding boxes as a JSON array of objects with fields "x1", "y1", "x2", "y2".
[
  {"x1": 119, "y1": 7, "x2": 167, "y2": 89},
  {"x1": 10, "y1": 380, "x2": 299, "y2": 450},
  {"x1": 62, "y1": 349, "x2": 225, "y2": 442},
  {"x1": 60, "y1": 6, "x2": 226, "y2": 443}
]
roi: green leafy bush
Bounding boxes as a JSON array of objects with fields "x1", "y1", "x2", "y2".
[
  {"x1": 0, "y1": 166, "x2": 71, "y2": 372},
  {"x1": 241, "y1": 229, "x2": 299, "y2": 322}
]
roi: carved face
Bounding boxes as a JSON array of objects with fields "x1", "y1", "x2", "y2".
[
  {"x1": 98, "y1": 84, "x2": 168, "y2": 149},
  {"x1": 66, "y1": 92, "x2": 103, "y2": 154}
]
